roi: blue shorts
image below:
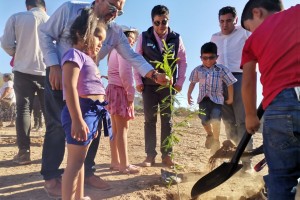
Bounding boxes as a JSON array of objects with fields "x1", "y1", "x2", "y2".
[
  {"x1": 198, "y1": 97, "x2": 222, "y2": 126},
  {"x1": 61, "y1": 97, "x2": 110, "y2": 146}
]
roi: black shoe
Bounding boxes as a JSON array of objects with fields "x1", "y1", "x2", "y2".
[
  {"x1": 13, "y1": 149, "x2": 31, "y2": 165},
  {"x1": 141, "y1": 156, "x2": 155, "y2": 167}
]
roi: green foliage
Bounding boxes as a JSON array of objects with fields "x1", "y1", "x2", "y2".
[{"x1": 151, "y1": 40, "x2": 190, "y2": 174}]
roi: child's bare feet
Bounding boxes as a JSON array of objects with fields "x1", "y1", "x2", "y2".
[{"x1": 119, "y1": 164, "x2": 141, "y2": 174}]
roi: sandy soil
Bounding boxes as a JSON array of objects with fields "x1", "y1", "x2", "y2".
[{"x1": 0, "y1": 113, "x2": 269, "y2": 200}]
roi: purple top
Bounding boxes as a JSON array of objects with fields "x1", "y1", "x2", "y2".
[{"x1": 61, "y1": 48, "x2": 105, "y2": 99}]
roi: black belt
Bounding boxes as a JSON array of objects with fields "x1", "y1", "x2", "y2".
[{"x1": 232, "y1": 72, "x2": 243, "y2": 75}]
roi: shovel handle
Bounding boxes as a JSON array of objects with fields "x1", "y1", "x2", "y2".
[{"x1": 230, "y1": 104, "x2": 264, "y2": 164}]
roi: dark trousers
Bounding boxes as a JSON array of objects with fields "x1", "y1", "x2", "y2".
[
  {"x1": 142, "y1": 85, "x2": 172, "y2": 158},
  {"x1": 13, "y1": 71, "x2": 45, "y2": 151},
  {"x1": 33, "y1": 94, "x2": 43, "y2": 128},
  {"x1": 222, "y1": 73, "x2": 253, "y2": 163},
  {"x1": 40, "y1": 68, "x2": 100, "y2": 180}
]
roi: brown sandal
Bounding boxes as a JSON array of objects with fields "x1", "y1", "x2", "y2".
[{"x1": 109, "y1": 165, "x2": 119, "y2": 171}]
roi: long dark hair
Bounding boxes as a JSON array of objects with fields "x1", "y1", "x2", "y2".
[{"x1": 69, "y1": 8, "x2": 105, "y2": 50}]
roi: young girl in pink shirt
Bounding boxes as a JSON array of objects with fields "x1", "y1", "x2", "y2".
[
  {"x1": 106, "y1": 26, "x2": 141, "y2": 174},
  {"x1": 60, "y1": 8, "x2": 107, "y2": 200}
]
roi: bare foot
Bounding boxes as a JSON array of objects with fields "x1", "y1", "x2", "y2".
[{"x1": 119, "y1": 164, "x2": 141, "y2": 174}]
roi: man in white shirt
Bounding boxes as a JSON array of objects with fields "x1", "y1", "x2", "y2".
[
  {"x1": 210, "y1": 6, "x2": 253, "y2": 171},
  {"x1": 1, "y1": 0, "x2": 49, "y2": 165}
]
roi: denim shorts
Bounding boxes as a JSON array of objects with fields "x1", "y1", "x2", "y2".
[
  {"x1": 262, "y1": 88, "x2": 300, "y2": 200},
  {"x1": 61, "y1": 97, "x2": 108, "y2": 146},
  {"x1": 198, "y1": 97, "x2": 222, "y2": 126}
]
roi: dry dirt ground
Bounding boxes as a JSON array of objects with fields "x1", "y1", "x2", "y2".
[{"x1": 0, "y1": 113, "x2": 269, "y2": 200}]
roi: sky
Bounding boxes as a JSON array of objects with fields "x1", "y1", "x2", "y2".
[{"x1": 0, "y1": 0, "x2": 298, "y2": 108}]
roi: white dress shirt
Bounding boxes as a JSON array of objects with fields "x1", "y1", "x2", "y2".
[
  {"x1": 1, "y1": 7, "x2": 49, "y2": 76},
  {"x1": 211, "y1": 26, "x2": 251, "y2": 73}
]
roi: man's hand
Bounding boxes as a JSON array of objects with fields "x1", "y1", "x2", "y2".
[
  {"x1": 156, "y1": 73, "x2": 172, "y2": 86},
  {"x1": 245, "y1": 114, "x2": 260, "y2": 134},
  {"x1": 225, "y1": 97, "x2": 233, "y2": 105},
  {"x1": 174, "y1": 85, "x2": 182, "y2": 93},
  {"x1": 136, "y1": 84, "x2": 144, "y2": 93},
  {"x1": 145, "y1": 70, "x2": 172, "y2": 86},
  {"x1": 49, "y1": 65, "x2": 63, "y2": 90}
]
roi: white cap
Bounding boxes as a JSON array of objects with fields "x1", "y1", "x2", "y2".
[{"x1": 120, "y1": 25, "x2": 139, "y2": 41}]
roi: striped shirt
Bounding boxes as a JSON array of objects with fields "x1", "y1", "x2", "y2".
[{"x1": 189, "y1": 64, "x2": 236, "y2": 104}]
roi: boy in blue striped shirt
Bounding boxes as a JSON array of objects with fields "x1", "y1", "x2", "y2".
[{"x1": 187, "y1": 42, "x2": 237, "y2": 153}]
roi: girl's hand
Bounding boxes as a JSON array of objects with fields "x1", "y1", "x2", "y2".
[
  {"x1": 127, "y1": 100, "x2": 133, "y2": 107},
  {"x1": 71, "y1": 119, "x2": 90, "y2": 141}
]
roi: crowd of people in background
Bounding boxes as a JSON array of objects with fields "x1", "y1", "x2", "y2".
[{"x1": 0, "y1": 0, "x2": 299, "y2": 199}]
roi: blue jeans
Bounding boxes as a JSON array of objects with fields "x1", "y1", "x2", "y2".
[
  {"x1": 13, "y1": 71, "x2": 45, "y2": 151},
  {"x1": 263, "y1": 88, "x2": 300, "y2": 200},
  {"x1": 41, "y1": 68, "x2": 101, "y2": 180},
  {"x1": 198, "y1": 97, "x2": 222, "y2": 126}
]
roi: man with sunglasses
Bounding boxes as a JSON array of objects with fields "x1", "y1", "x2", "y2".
[
  {"x1": 134, "y1": 5, "x2": 187, "y2": 167},
  {"x1": 210, "y1": 6, "x2": 253, "y2": 172},
  {"x1": 39, "y1": 0, "x2": 171, "y2": 198}
]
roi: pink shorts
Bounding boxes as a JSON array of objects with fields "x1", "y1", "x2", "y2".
[{"x1": 106, "y1": 84, "x2": 134, "y2": 120}]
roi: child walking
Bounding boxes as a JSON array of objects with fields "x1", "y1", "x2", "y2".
[
  {"x1": 60, "y1": 8, "x2": 107, "y2": 200},
  {"x1": 106, "y1": 26, "x2": 141, "y2": 174},
  {"x1": 187, "y1": 42, "x2": 237, "y2": 154}
]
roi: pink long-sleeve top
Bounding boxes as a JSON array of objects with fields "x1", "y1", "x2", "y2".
[
  {"x1": 107, "y1": 49, "x2": 135, "y2": 102},
  {"x1": 133, "y1": 30, "x2": 187, "y2": 86}
]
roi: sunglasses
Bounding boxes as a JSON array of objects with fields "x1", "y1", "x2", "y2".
[
  {"x1": 201, "y1": 55, "x2": 217, "y2": 61},
  {"x1": 153, "y1": 19, "x2": 168, "y2": 26},
  {"x1": 105, "y1": 0, "x2": 124, "y2": 16}
]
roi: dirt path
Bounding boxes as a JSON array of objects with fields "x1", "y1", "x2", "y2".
[{"x1": 0, "y1": 114, "x2": 268, "y2": 200}]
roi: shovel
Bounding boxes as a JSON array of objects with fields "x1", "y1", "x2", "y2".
[{"x1": 191, "y1": 104, "x2": 264, "y2": 199}]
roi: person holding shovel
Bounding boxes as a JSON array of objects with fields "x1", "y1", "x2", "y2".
[{"x1": 241, "y1": 0, "x2": 300, "y2": 199}]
